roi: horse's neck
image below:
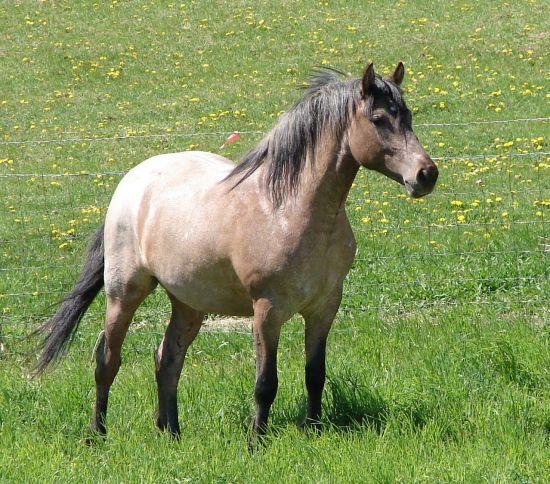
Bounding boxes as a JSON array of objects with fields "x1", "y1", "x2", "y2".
[{"x1": 291, "y1": 133, "x2": 359, "y2": 229}]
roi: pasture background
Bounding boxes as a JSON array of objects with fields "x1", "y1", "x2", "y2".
[{"x1": 1, "y1": 0, "x2": 549, "y2": 481}]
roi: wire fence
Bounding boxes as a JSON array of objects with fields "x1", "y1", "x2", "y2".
[
  {"x1": 1, "y1": 116, "x2": 548, "y2": 353},
  {"x1": 1, "y1": 116, "x2": 548, "y2": 147},
  {"x1": 1, "y1": 151, "x2": 549, "y2": 179}
]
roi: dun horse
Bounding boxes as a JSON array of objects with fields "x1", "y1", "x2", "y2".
[{"x1": 35, "y1": 62, "x2": 438, "y2": 447}]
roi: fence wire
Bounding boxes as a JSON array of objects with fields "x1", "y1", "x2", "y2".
[
  {"x1": 1, "y1": 117, "x2": 548, "y2": 353},
  {"x1": 1, "y1": 116, "x2": 548, "y2": 147}
]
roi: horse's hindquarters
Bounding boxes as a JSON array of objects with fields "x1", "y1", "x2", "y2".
[{"x1": 104, "y1": 151, "x2": 255, "y2": 315}]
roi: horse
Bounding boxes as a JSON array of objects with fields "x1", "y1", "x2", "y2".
[{"x1": 34, "y1": 62, "x2": 438, "y2": 448}]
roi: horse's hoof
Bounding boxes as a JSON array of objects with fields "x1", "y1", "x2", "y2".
[
  {"x1": 167, "y1": 428, "x2": 181, "y2": 441},
  {"x1": 247, "y1": 435, "x2": 262, "y2": 453},
  {"x1": 84, "y1": 431, "x2": 106, "y2": 446},
  {"x1": 156, "y1": 419, "x2": 181, "y2": 440},
  {"x1": 298, "y1": 419, "x2": 323, "y2": 436},
  {"x1": 247, "y1": 430, "x2": 268, "y2": 453}
]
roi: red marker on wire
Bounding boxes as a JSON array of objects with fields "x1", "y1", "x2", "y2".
[{"x1": 220, "y1": 131, "x2": 240, "y2": 149}]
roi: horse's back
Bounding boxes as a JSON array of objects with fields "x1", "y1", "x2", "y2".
[
  {"x1": 106, "y1": 150, "x2": 234, "y2": 232},
  {"x1": 120, "y1": 151, "x2": 234, "y2": 188}
]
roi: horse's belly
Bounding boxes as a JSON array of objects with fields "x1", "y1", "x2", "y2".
[
  {"x1": 161, "y1": 280, "x2": 254, "y2": 316},
  {"x1": 155, "y1": 258, "x2": 254, "y2": 316}
]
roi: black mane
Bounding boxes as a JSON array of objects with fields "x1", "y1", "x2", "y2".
[{"x1": 226, "y1": 67, "x2": 404, "y2": 206}]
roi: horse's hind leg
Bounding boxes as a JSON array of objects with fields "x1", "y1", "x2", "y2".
[
  {"x1": 155, "y1": 295, "x2": 204, "y2": 436},
  {"x1": 91, "y1": 286, "x2": 152, "y2": 436}
]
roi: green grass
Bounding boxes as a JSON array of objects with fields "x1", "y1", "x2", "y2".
[{"x1": 1, "y1": 0, "x2": 549, "y2": 481}]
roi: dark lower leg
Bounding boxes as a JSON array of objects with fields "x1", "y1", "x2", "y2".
[
  {"x1": 249, "y1": 299, "x2": 284, "y2": 451},
  {"x1": 302, "y1": 288, "x2": 341, "y2": 429},
  {"x1": 155, "y1": 301, "x2": 202, "y2": 436},
  {"x1": 253, "y1": 358, "x2": 278, "y2": 434},
  {"x1": 155, "y1": 345, "x2": 185, "y2": 436},
  {"x1": 91, "y1": 331, "x2": 122, "y2": 435},
  {"x1": 305, "y1": 337, "x2": 327, "y2": 425}
]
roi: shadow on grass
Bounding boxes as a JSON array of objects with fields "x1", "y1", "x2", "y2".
[
  {"x1": 305, "y1": 374, "x2": 430, "y2": 435},
  {"x1": 234, "y1": 374, "x2": 433, "y2": 437},
  {"x1": 323, "y1": 376, "x2": 389, "y2": 433}
]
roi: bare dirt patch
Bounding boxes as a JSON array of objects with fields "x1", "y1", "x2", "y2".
[{"x1": 202, "y1": 316, "x2": 252, "y2": 332}]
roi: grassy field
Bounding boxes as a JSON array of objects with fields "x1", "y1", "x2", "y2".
[{"x1": 1, "y1": 0, "x2": 549, "y2": 481}]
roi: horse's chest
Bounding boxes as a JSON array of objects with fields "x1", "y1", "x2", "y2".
[
  {"x1": 299, "y1": 234, "x2": 355, "y2": 291},
  {"x1": 246, "y1": 222, "x2": 356, "y2": 305}
]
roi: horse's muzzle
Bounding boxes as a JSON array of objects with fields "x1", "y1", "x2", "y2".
[{"x1": 405, "y1": 163, "x2": 439, "y2": 198}]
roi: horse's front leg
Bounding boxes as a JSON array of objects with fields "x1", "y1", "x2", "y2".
[
  {"x1": 155, "y1": 296, "x2": 203, "y2": 437},
  {"x1": 249, "y1": 298, "x2": 286, "y2": 450},
  {"x1": 301, "y1": 286, "x2": 343, "y2": 430}
]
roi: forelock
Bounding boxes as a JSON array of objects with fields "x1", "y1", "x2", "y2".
[{"x1": 364, "y1": 75, "x2": 405, "y2": 117}]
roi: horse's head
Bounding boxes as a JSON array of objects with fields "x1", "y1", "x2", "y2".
[{"x1": 347, "y1": 62, "x2": 438, "y2": 198}]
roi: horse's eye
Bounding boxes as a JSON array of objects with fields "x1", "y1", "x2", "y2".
[
  {"x1": 388, "y1": 104, "x2": 398, "y2": 116},
  {"x1": 371, "y1": 115, "x2": 386, "y2": 126}
]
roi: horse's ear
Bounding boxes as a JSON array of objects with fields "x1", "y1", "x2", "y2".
[
  {"x1": 361, "y1": 62, "x2": 375, "y2": 99},
  {"x1": 391, "y1": 62, "x2": 405, "y2": 86}
]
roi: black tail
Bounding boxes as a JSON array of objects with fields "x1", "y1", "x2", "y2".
[{"x1": 33, "y1": 223, "x2": 105, "y2": 375}]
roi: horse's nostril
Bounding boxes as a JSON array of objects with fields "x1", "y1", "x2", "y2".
[
  {"x1": 416, "y1": 169, "x2": 427, "y2": 184},
  {"x1": 417, "y1": 165, "x2": 438, "y2": 186}
]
